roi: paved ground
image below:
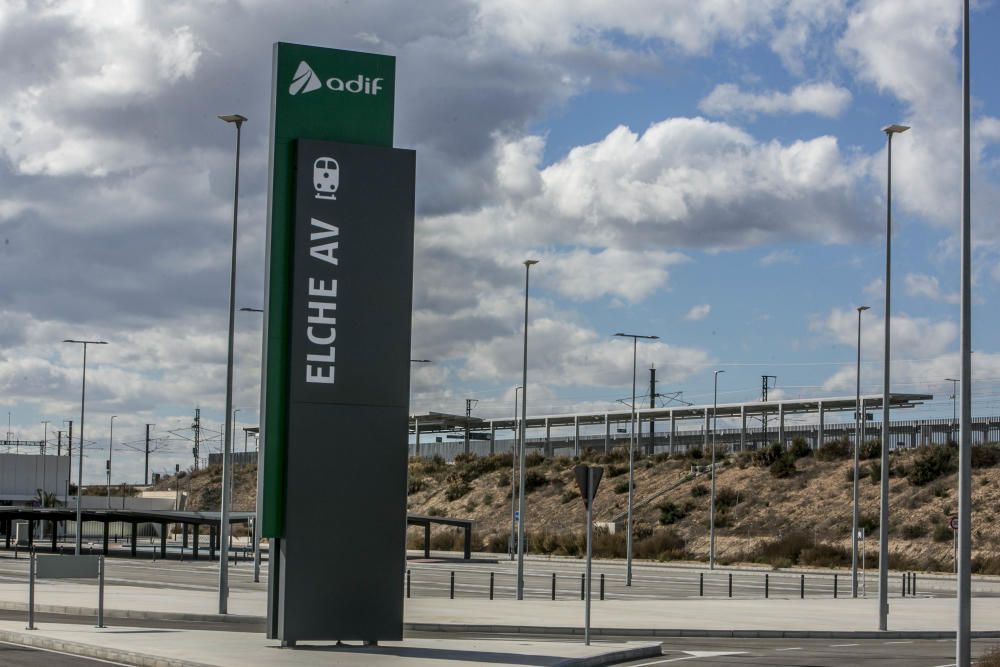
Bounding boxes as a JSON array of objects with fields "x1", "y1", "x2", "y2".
[
  {"x1": 612, "y1": 636, "x2": 1000, "y2": 666},
  {"x1": 0, "y1": 640, "x2": 126, "y2": 666}
]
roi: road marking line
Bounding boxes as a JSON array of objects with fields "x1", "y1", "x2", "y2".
[
  {"x1": 629, "y1": 651, "x2": 748, "y2": 665},
  {"x1": 885, "y1": 640, "x2": 913, "y2": 644},
  {"x1": 775, "y1": 647, "x2": 802, "y2": 651},
  {"x1": 830, "y1": 643, "x2": 859, "y2": 647}
]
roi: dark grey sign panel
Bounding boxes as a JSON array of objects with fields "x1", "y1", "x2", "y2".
[{"x1": 275, "y1": 138, "x2": 414, "y2": 643}]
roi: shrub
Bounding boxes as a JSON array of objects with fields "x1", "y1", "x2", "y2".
[
  {"x1": 908, "y1": 444, "x2": 958, "y2": 486},
  {"x1": 869, "y1": 461, "x2": 881, "y2": 485},
  {"x1": 657, "y1": 501, "x2": 687, "y2": 525},
  {"x1": 770, "y1": 454, "x2": 796, "y2": 478},
  {"x1": 524, "y1": 469, "x2": 547, "y2": 492},
  {"x1": 690, "y1": 484, "x2": 709, "y2": 498},
  {"x1": 799, "y1": 543, "x2": 850, "y2": 568},
  {"x1": 973, "y1": 444, "x2": 1000, "y2": 469},
  {"x1": 407, "y1": 477, "x2": 427, "y2": 495},
  {"x1": 816, "y1": 439, "x2": 852, "y2": 461},
  {"x1": 483, "y1": 493, "x2": 494, "y2": 506},
  {"x1": 613, "y1": 479, "x2": 633, "y2": 494},
  {"x1": 932, "y1": 523, "x2": 952, "y2": 543},
  {"x1": 444, "y1": 480, "x2": 471, "y2": 501},
  {"x1": 976, "y1": 646, "x2": 1000, "y2": 667},
  {"x1": 900, "y1": 523, "x2": 928, "y2": 539},
  {"x1": 845, "y1": 466, "x2": 856, "y2": 483},
  {"x1": 716, "y1": 487, "x2": 740, "y2": 509},
  {"x1": 932, "y1": 482, "x2": 948, "y2": 497},
  {"x1": 757, "y1": 531, "x2": 812, "y2": 567},
  {"x1": 789, "y1": 437, "x2": 811, "y2": 459},
  {"x1": 452, "y1": 452, "x2": 510, "y2": 483},
  {"x1": 525, "y1": 452, "x2": 545, "y2": 467},
  {"x1": 687, "y1": 447, "x2": 703, "y2": 460},
  {"x1": 497, "y1": 473, "x2": 511, "y2": 487},
  {"x1": 861, "y1": 440, "x2": 881, "y2": 460},
  {"x1": 633, "y1": 529, "x2": 685, "y2": 561},
  {"x1": 859, "y1": 513, "x2": 879, "y2": 533},
  {"x1": 606, "y1": 464, "x2": 628, "y2": 478},
  {"x1": 753, "y1": 443, "x2": 784, "y2": 467},
  {"x1": 560, "y1": 490, "x2": 578, "y2": 504},
  {"x1": 427, "y1": 506, "x2": 444, "y2": 517}
]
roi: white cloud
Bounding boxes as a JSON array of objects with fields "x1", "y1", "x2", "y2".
[
  {"x1": 759, "y1": 249, "x2": 800, "y2": 266},
  {"x1": 903, "y1": 272, "x2": 959, "y2": 304},
  {"x1": 541, "y1": 248, "x2": 689, "y2": 303},
  {"x1": 684, "y1": 304, "x2": 712, "y2": 321},
  {"x1": 699, "y1": 82, "x2": 852, "y2": 117}
]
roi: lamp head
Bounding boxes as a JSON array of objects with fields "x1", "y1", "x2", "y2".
[
  {"x1": 882, "y1": 124, "x2": 910, "y2": 135},
  {"x1": 523, "y1": 259, "x2": 539, "y2": 267},
  {"x1": 218, "y1": 114, "x2": 248, "y2": 125},
  {"x1": 858, "y1": 305, "x2": 871, "y2": 312}
]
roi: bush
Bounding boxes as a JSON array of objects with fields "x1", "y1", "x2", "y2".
[
  {"x1": 452, "y1": 452, "x2": 510, "y2": 483},
  {"x1": 932, "y1": 523, "x2": 952, "y2": 543},
  {"x1": 687, "y1": 447, "x2": 703, "y2": 460},
  {"x1": 752, "y1": 442, "x2": 784, "y2": 467},
  {"x1": 606, "y1": 464, "x2": 628, "y2": 478},
  {"x1": 634, "y1": 529, "x2": 685, "y2": 561},
  {"x1": 427, "y1": 506, "x2": 444, "y2": 517},
  {"x1": 861, "y1": 440, "x2": 881, "y2": 460},
  {"x1": 799, "y1": 543, "x2": 850, "y2": 568},
  {"x1": 757, "y1": 531, "x2": 812, "y2": 567},
  {"x1": 900, "y1": 523, "x2": 928, "y2": 539},
  {"x1": 973, "y1": 444, "x2": 1000, "y2": 469},
  {"x1": 690, "y1": 484, "x2": 709, "y2": 498},
  {"x1": 525, "y1": 452, "x2": 545, "y2": 467},
  {"x1": 560, "y1": 490, "x2": 578, "y2": 504},
  {"x1": 770, "y1": 454, "x2": 796, "y2": 478},
  {"x1": 789, "y1": 437, "x2": 811, "y2": 459},
  {"x1": 908, "y1": 444, "x2": 958, "y2": 486},
  {"x1": 407, "y1": 477, "x2": 427, "y2": 495},
  {"x1": 976, "y1": 646, "x2": 1000, "y2": 667},
  {"x1": 444, "y1": 480, "x2": 471, "y2": 501},
  {"x1": 613, "y1": 479, "x2": 633, "y2": 494},
  {"x1": 483, "y1": 493, "x2": 494, "y2": 506},
  {"x1": 524, "y1": 469, "x2": 547, "y2": 492},
  {"x1": 816, "y1": 439, "x2": 852, "y2": 461},
  {"x1": 716, "y1": 487, "x2": 740, "y2": 509},
  {"x1": 869, "y1": 461, "x2": 881, "y2": 484},
  {"x1": 657, "y1": 501, "x2": 687, "y2": 525},
  {"x1": 859, "y1": 513, "x2": 879, "y2": 533},
  {"x1": 845, "y1": 466, "x2": 856, "y2": 483}
]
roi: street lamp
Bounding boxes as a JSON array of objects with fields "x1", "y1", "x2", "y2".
[
  {"x1": 945, "y1": 378, "x2": 959, "y2": 444},
  {"x1": 516, "y1": 259, "x2": 539, "y2": 600},
  {"x1": 107, "y1": 415, "x2": 117, "y2": 509},
  {"x1": 879, "y1": 121, "x2": 908, "y2": 631},
  {"x1": 217, "y1": 112, "x2": 247, "y2": 615},
  {"x1": 709, "y1": 369, "x2": 725, "y2": 570},
  {"x1": 63, "y1": 338, "x2": 107, "y2": 554},
  {"x1": 510, "y1": 385, "x2": 523, "y2": 561},
  {"x1": 853, "y1": 305, "x2": 870, "y2": 597},
  {"x1": 614, "y1": 332, "x2": 660, "y2": 586}
]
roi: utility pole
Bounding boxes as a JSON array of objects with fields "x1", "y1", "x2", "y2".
[
  {"x1": 761, "y1": 376, "x2": 776, "y2": 446},
  {"x1": 56, "y1": 431, "x2": 62, "y2": 457},
  {"x1": 192, "y1": 408, "x2": 201, "y2": 470},
  {"x1": 144, "y1": 424, "x2": 153, "y2": 486},
  {"x1": 648, "y1": 366, "x2": 656, "y2": 455},
  {"x1": 463, "y1": 399, "x2": 478, "y2": 455},
  {"x1": 66, "y1": 420, "x2": 73, "y2": 506}
]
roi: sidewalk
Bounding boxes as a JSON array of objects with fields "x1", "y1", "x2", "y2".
[{"x1": 0, "y1": 621, "x2": 660, "y2": 667}]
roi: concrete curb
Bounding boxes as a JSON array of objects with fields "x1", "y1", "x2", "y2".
[
  {"x1": 403, "y1": 622, "x2": 1000, "y2": 640},
  {"x1": 0, "y1": 600, "x2": 263, "y2": 626},
  {"x1": 0, "y1": 628, "x2": 214, "y2": 667},
  {"x1": 556, "y1": 642, "x2": 661, "y2": 667}
]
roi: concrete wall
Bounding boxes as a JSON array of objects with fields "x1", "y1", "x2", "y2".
[{"x1": 0, "y1": 454, "x2": 70, "y2": 503}]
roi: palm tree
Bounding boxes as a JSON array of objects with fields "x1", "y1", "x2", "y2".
[{"x1": 34, "y1": 488, "x2": 61, "y2": 508}]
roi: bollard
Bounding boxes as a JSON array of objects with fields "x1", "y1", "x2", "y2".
[
  {"x1": 699, "y1": 572, "x2": 704, "y2": 597},
  {"x1": 901, "y1": 573, "x2": 906, "y2": 598},
  {"x1": 834, "y1": 574, "x2": 838, "y2": 599},
  {"x1": 765, "y1": 573, "x2": 769, "y2": 599},
  {"x1": 96, "y1": 556, "x2": 105, "y2": 628},
  {"x1": 580, "y1": 573, "x2": 585, "y2": 601},
  {"x1": 913, "y1": 572, "x2": 917, "y2": 596},
  {"x1": 406, "y1": 569, "x2": 411, "y2": 599},
  {"x1": 552, "y1": 573, "x2": 556, "y2": 601},
  {"x1": 800, "y1": 574, "x2": 805, "y2": 599},
  {"x1": 450, "y1": 571, "x2": 455, "y2": 599},
  {"x1": 489, "y1": 572, "x2": 494, "y2": 600},
  {"x1": 26, "y1": 553, "x2": 35, "y2": 631},
  {"x1": 728, "y1": 573, "x2": 733, "y2": 598},
  {"x1": 600, "y1": 573, "x2": 605, "y2": 601}
]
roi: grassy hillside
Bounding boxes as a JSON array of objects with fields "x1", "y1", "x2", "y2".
[{"x1": 404, "y1": 440, "x2": 1000, "y2": 573}]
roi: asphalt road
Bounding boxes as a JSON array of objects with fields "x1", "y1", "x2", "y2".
[{"x1": 0, "y1": 641, "x2": 129, "y2": 666}]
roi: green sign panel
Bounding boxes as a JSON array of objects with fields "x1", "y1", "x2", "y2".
[{"x1": 260, "y1": 42, "x2": 395, "y2": 537}]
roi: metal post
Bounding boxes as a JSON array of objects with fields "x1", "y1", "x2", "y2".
[
  {"x1": 957, "y1": 3, "x2": 972, "y2": 663},
  {"x1": 600, "y1": 573, "x2": 605, "y2": 600},
  {"x1": 217, "y1": 114, "x2": 245, "y2": 616},
  {"x1": 728, "y1": 573, "x2": 732, "y2": 598},
  {"x1": 489, "y1": 571, "x2": 494, "y2": 600},
  {"x1": 552, "y1": 572, "x2": 556, "y2": 600},
  {"x1": 97, "y1": 556, "x2": 105, "y2": 628},
  {"x1": 834, "y1": 574, "x2": 838, "y2": 599},
  {"x1": 510, "y1": 386, "x2": 520, "y2": 561},
  {"x1": 584, "y1": 466, "x2": 595, "y2": 645},
  {"x1": 107, "y1": 416, "x2": 116, "y2": 508},
  {"x1": 699, "y1": 572, "x2": 703, "y2": 596},
  {"x1": 406, "y1": 569, "x2": 411, "y2": 598},
  {"x1": 710, "y1": 370, "x2": 724, "y2": 569},
  {"x1": 800, "y1": 574, "x2": 805, "y2": 599},
  {"x1": 627, "y1": 337, "x2": 636, "y2": 586},
  {"x1": 580, "y1": 573, "x2": 585, "y2": 601},
  {"x1": 880, "y1": 122, "x2": 909, "y2": 632},
  {"x1": 853, "y1": 307, "x2": 868, "y2": 598},
  {"x1": 739, "y1": 405, "x2": 746, "y2": 452},
  {"x1": 516, "y1": 260, "x2": 537, "y2": 600},
  {"x1": 765, "y1": 573, "x2": 769, "y2": 599},
  {"x1": 26, "y1": 552, "x2": 35, "y2": 630},
  {"x1": 450, "y1": 571, "x2": 455, "y2": 599}
]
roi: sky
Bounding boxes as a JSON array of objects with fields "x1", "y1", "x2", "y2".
[{"x1": 2, "y1": 0, "x2": 1000, "y2": 485}]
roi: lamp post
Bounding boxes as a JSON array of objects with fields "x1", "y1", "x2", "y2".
[
  {"x1": 709, "y1": 369, "x2": 725, "y2": 570},
  {"x1": 946, "y1": 378, "x2": 959, "y2": 444},
  {"x1": 40, "y1": 421, "x2": 49, "y2": 504},
  {"x1": 613, "y1": 332, "x2": 660, "y2": 586},
  {"x1": 510, "y1": 385, "x2": 522, "y2": 561},
  {"x1": 107, "y1": 415, "x2": 117, "y2": 509},
  {"x1": 240, "y1": 306, "x2": 264, "y2": 582},
  {"x1": 516, "y1": 259, "x2": 539, "y2": 601},
  {"x1": 879, "y1": 122, "x2": 908, "y2": 631},
  {"x1": 957, "y1": 1, "x2": 973, "y2": 662},
  {"x1": 853, "y1": 306, "x2": 869, "y2": 597},
  {"x1": 63, "y1": 339, "x2": 107, "y2": 554},
  {"x1": 217, "y1": 112, "x2": 246, "y2": 615}
]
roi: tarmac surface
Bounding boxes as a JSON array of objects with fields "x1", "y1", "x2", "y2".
[{"x1": 0, "y1": 640, "x2": 126, "y2": 666}]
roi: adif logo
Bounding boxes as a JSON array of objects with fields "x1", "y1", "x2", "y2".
[
  {"x1": 289, "y1": 61, "x2": 322, "y2": 95},
  {"x1": 289, "y1": 60, "x2": 384, "y2": 97}
]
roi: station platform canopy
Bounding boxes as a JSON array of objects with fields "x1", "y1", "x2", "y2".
[{"x1": 410, "y1": 393, "x2": 933, "y2": 434}]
